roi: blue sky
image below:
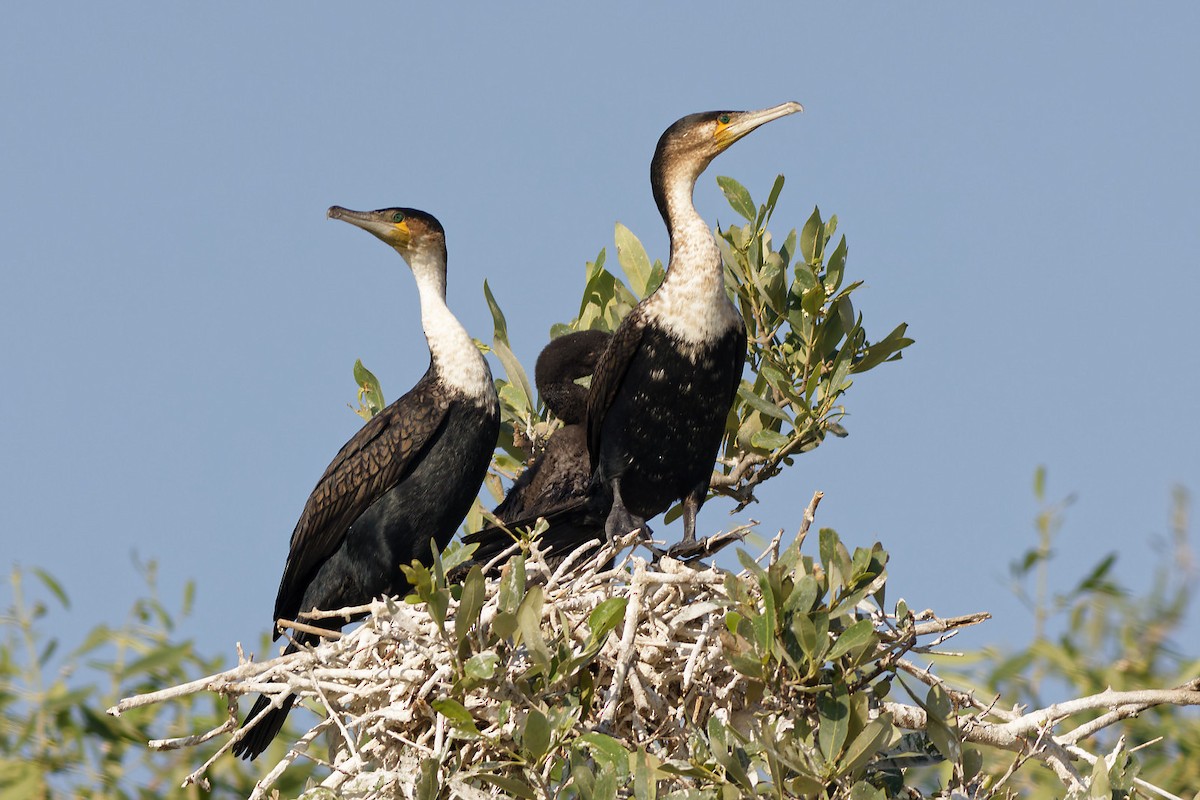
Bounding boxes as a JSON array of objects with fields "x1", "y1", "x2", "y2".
[{"x1": 2, "y1": 5, "x2": 1197, "y2": 671}]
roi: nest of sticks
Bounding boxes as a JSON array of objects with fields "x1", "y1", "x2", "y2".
[
  {"x1": 108, "y1": 490, "x2": 1198, "y2": 799},
  {"x1": 109, "y1": 518, "x2": 771, "y2": 798}
]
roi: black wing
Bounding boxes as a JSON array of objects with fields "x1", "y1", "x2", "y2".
[
  {"x1": 585, "y1": 309, "x2": 646, "y2": 472},
  {"x1": 271, "y1": 370, "x2": 450, "y2": 625}
]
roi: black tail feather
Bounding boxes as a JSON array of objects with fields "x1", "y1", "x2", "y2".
[{"x1": 231, "y1": 690, "x2": 297, "y2": 761}]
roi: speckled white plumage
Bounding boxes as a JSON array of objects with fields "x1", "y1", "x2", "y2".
[{"x1": 641, "y1": 157, "x2": 742, "y2": 351}]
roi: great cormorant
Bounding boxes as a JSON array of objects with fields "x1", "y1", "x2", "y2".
[
  {"x1": 589, "y1": 103, "x2": 803, "y2": 557},
  {"x1": 462, "y1": 104, "x2": 802, "y2": 570},
  {"x1": 232, "y1": 207, "x2": 499, "y2": 760},
  {"x1": 460, "y1": 329, "x2": 611, "y2": 570},
  {"x1": 493, "y1": 329, "x2": 611, "y2": 521}
]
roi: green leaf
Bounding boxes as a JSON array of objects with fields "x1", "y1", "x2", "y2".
[
  {"x1": 588, "y1": 597, "x2": 629, "y2": 642},
  {"x1": 750, "y1": 429, "x2": 790, "y2": 450},
  {"x1": 578, "y1": 732, "x2": 632, "y2": 777},
  {"x1": 923, "y1": 684, "x2": 961, "y2": 762},
  {"x1": 517, "y1": 584, "x2": 549, "y2": 667},
  {"x1": 717, "y1": 176, "x2": 756, "y2": 222},
  {"x1": 615, "y1": 222, "x2": 654, "y2": 298},
  {"x1": 498, "y1": 554, "x2": 525, "y2": 614},
  {"x1": 484, "y1": 280, "x2": 535, "y2": 411},
  {"x1": 522, "y1": 707, "x2": 551, "y2": 761},
  {"x1": 736, "y1": 385, "x2": 792, "y2": 423},
  {"x1": 784, "y1": 574, "x2": 820, "y2": 616},
  {"x1": 633, "y1": 747, "x2": 658, "y2": 800},
  {"x1": 826, "y1": 618, "x2": 878, "y2": 661},
  {"x1": 817, "y1": 683, "x2": 850, "y2": 764},
  {"x1": 491, "y1": 611, "x2": 517, "y2": 640},
  {"x1": 482, "y1": 278, "x2": 512, "y2": 346},
  {"x1": 351, "y1": 358, "x2": 386, "y2": 419},
  {"x1": 593, "y1": 766, "x2": 619, "y2": 800},
  {"x1": 1087, "y1": 751, "x2": 1112, "y2": 799},
  {"x1": 431, "y1": 697, "x2": 480, "y2": 737},
  {"x1": 764, "y1": 174, "x2": 786, "y2": 226},
  {"x1": 0, "y1": 760, "x2": 45, "y2": 799},
  {"x1": 824, "y1": 235, "x2": 847, "y2": 294},
  {"x1": 841, "y1": 716, "x2": 893, "y2": 776},
  {"x1": 455, "y1": 566, "x2": 485, "y2": 647},
  {"x1": 847, "y1": 781, "x2": 886, "y2": 800},
  {"x1": 475, "y1": 773, "x2": 538, "y2": 800},
  {"x1": 464, "y1": 651, "x2": 499, "y2": 680},
  {"x1": 118, "y1": 642, "x2": 190, "y2": 681},
  {"x1": 799, "y1": 206, "x2": 823, "y2": 264},
  {"x1": 31, "y1": 568, "x2": 69, "y2": 609},
  {"x1": 852, "y1": 322, "x2": 913, "y2": 374},
  {"x1": 416, "y1": 757, "x2": 440, "y2": 800}
]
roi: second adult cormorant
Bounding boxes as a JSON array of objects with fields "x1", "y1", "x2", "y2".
[
  {"x1": 232, "y1": 206, "x2": 499, "y2": 760},
  {"x1": 589, "y1": 102, "x2": 803, "y2": 557}
]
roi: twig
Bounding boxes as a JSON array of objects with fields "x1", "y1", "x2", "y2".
[{"x1": 277, "y1": 618, "x2": 344, "y2": 640}]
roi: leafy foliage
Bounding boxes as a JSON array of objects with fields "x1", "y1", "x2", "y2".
[
  {"x1": 714, "y1": 177, "x2": 912, "y2": 508},
  {"x1": 953, "y1": 473, "x2": 1199, "y2": 797},
  {"x1": 6, "y1": 175, "x2": 1195, "y2": 799},
  {"x1": 349, "y1": 359, "x2": 386, "y2": 422},
  {"x1": 0, "y1": 562, "x2": 317, "y2": 798},
  {"x1": 406, "y1": 528, "x2": 915, "y2": 800},
  {"x1": 464, "y1": 174, "x2": 911, "y2": 526}
]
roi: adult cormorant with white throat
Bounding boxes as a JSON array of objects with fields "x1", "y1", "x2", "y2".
[
  {"x1": 233, "y1": 206, "x2": 499, "y2": 760},
  {"x1": 589, "y1": 102, "x2": 803, "y2": 558},
  {"x1": 462, "y1": 103, "x2": 803, "y2": 568}
]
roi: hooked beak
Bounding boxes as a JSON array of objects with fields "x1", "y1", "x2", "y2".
[
  {"x1": 328, "y1": 206, "x2": 411, "y2": 248},
  {"x1": 715, "y1": 101, "x2": 804, "y2": 150}
]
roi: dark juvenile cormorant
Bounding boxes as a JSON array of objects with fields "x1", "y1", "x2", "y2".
[
  {"x1": 232, "y1": 207, "x2": 499, "y2": 760},
  {"x1": 460, "y1": 329, "x2": 611, "y2": 570},
  {"x1": 493, "y1": 329, "x2": 611, "y2": 521},
  {"x1": 589, "y1": 102, "x2": 803, "y2": 557}
]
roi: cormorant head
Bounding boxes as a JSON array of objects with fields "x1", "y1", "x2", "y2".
[
  {"x1": 651, "y1": 102, "x2": 803, "y2": 217},
  {"x1": 535, "y1": 329, "x2": 613, "y2": 423},
  {"x1": 327, "y1": 206, "x2": 447, "y2": 268}
]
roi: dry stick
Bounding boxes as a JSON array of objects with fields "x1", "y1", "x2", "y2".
[
  {"x1": 1063, "y1": 742, "x2": 1187, "y2": 800},
  {"x1": 302, "y1": 603, "x2": 375, "y2": 621},
  {"x1": 893, "y1": 664, "x2": 1200, "y2": 798},
  {"x1": 277, "y1": 618, "x2": 344, "y2": 640},
  {"x1": 909, "y1": 612, "x2": 991, "y2": 637},
  {"x1": 883, "y1": 701, "x2": 1086, "y2": 791},
  {"x1": 682, "y1": 615, "x2": 715, "y2": 691},
  {"x1": 1060, "y1": 677, "x2": 1200, "y2": 745},
  {"x1": 796, "y1": 490, "x2": 823, "y2": 550},
  {"x1": 247, "y1": 719, "x2": 334, "y2": 800},
  {"x1": 311, "y1": 671, "x2": 361, "y2": 765},
  {"x1": 989, "y1": 687, "x2": 1200, "y2": 739},
  {"x1": 148, "y1": 719, "x2": 236, "y2": 751},
  {"x1": 600, "y1": 560, "x2": 647, "y2": 724},
  {"x1": 105, "y1": 654, "x2": 301, "y2": 715},
  {"x1": 754, "y1": 528, "x2": 786, "y2": 565}
]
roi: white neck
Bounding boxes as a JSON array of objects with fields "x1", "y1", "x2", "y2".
[
  {"x1": 644, "y1": 172, "x2": 739, "y2": 345},
  {"x1": 407, "y1": 249, "x2": 495, "y2": 402}
]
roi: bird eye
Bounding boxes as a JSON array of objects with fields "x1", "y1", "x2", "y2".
[
  {"x1": 392, "y1": 211, "x2": 405, "y2": 223},
  {"x1": 718, "y1": 114, "x2": 731, "y2": 124}
]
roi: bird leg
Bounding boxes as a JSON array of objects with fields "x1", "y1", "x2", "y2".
[
  {"x1": 605, "y1": 479, "x2": 648, "y2": 544},
  {"x1": 665, "y1": 491, "x2": 710, "y2": 561}
]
